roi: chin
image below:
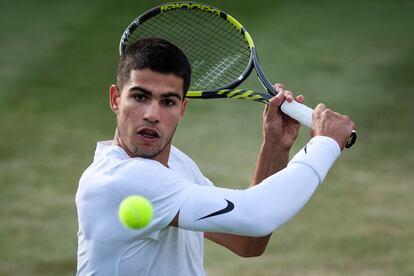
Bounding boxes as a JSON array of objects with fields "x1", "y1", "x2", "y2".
[{"x1": 133, "y1": 146, "x2": 163, "y2": 159}]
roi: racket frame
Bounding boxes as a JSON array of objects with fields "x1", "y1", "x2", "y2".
[{"x1": 118, "y1": 1, "x2": 357, "y2": 148}]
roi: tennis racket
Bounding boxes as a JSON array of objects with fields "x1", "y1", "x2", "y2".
[{"x1": 119, "y1": 2, "x2": 357, "y2": 148}]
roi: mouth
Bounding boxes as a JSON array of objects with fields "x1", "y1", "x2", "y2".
[{"x1": 137, "y1": 127, "x2": 160, "y2": 142}]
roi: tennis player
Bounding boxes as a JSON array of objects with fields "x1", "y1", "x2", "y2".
[{"x1": 76, "y1": 38, "x2": 354, "y2": 275}]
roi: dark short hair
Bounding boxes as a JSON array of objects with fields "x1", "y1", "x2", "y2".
[{"x1": 117, "y1": 38, "x2": 191, "y2": 96}]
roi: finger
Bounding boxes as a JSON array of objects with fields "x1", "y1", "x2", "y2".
[
  {"x1": 273, "y1": 83, "x2": 285, "y2": 93},
  {"x1": 284, "y1": 90, "x2": 294, "y2": 103},
  {"x1": 314, "y1": 103, "x2": 326, "y2": 112},
  {"x1": 313, "y1": 103, "x2": 326, "y2": 118},
  {"x1": 295, "y1": 95, "x2": 305, "y2": 103}
]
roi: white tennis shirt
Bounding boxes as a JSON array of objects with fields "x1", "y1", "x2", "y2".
[
  {"x1": 76, "y1": 136, "x2": 341, "y2": 275},
  {"x1": 76, "y1": 141, "x2": 212, "y2": 276}
]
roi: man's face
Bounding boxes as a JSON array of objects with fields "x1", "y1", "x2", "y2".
[{"x1": 110, "y1": 69, "x2": 188, "y2": 165}]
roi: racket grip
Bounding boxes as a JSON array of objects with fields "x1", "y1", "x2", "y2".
[
  {"x1": 280, "y1": 100, "x2": 313, "y2": 128},
  {"x1": 280, "y1": 101, "x2": 357, "y2": 149}
]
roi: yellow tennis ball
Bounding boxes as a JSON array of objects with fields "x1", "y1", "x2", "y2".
[{"x1": 118, "y1": 195, "x2": 153, "y2": 229}]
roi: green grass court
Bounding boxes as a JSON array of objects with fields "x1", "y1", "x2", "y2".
[{"x1": 1, "y1": 0, "x2": 413, "y2": 275}]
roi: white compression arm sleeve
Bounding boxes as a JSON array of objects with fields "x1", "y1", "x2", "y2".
[{"x1": 179, "y1": 136, "x2": 340, "y2": 237}]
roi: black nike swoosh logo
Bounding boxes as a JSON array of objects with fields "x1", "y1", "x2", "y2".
[{"x1": 196, "y1": 199, "x2": 235, "y2": 220}]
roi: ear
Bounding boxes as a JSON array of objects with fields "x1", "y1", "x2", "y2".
[
  {"x1": 109, "y1": 85, "x2": 121, "y2": 113},
  {"x1": 179, "y1": 98, "x2": 189, "y2": 120}
]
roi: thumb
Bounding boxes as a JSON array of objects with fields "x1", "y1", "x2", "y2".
[
  {"x1": 264, "y1": 92, "x2": 283, "y2": 122},
  {"x1": 269, "y1": 90, "x2": 284, "y2": 110}
]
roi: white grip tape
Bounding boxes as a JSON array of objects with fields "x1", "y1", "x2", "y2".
[{"x1": 281, "y1": 100, "x2": 313, "y2": 128}]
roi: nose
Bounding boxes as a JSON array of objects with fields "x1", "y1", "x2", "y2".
[{"x1": 143, "y1": 101, "x2": 160, "y2": 123}]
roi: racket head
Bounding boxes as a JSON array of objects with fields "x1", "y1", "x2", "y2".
[{"x1": 119, "y1": 2, "x2": 255, "y2": 94}]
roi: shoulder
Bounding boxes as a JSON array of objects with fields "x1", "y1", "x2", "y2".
[
  {"x1": 169, "y1": 145, "x2": 200, "y2": 174},
  {"x1": 170, "y1": 145, "x2": 195, "y2": 163},
  {"x1": 116, "y1": 158, "x2": 180, "y2": 191},
  {"x1": 119, "y1": 157, "x2": 167, "y2": 176},
  {"x1": 170, "y1": 145, "x2": 198, "y2": 169},
  {"x1": 80, "y1": 156, "x2": 187, "y2": 202},
  {"x1": 170, "y1": 145, "x2": 214, "y2": 187}
]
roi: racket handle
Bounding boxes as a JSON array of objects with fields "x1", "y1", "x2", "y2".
[
  {"x1": 280, "y1": 101, "x2": 357, "y2": 149},
  {"x1": 280, "y1": 100, "x2": 313, "y2": 128}
]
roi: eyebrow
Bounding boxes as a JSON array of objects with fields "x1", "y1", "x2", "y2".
[{"x1": 129, "y1": 86, "x2": 183, "y2": 101}]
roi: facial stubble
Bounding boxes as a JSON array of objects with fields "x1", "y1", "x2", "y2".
[{"x1": 117, "y1": 123, "x2": 177, "y2": 160}]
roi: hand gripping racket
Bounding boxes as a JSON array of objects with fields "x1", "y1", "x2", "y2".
[{"x1": 119, "y1": 2, "x2": 357, "y2": 148}]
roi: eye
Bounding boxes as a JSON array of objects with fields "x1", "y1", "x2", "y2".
[
  {"x1": 134, "y1": 94, "x2": 147, "y2": 102},
  {"x1": 161, "y1": 98, "x2": 177, "y2": 107}
]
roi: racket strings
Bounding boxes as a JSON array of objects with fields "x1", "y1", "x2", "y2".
[
  {"x1": 144, "y1": 10, "x2": 244, "y2": 62},
  {"x1": 125, "y1": 9, "x2": 251, "y2": 90},
  {"x1": 129, "y1": 11, "x2": 247, "y2": 81}
]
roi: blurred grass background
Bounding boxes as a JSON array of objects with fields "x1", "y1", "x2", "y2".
[{"x1": 0, "y1": 0, "x2": 413, "y2": 275}]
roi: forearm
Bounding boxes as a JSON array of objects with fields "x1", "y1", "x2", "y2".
[
  {"x1": 205, "y1": 232, "x2": 270, "y2": 257},
  {"x1": 252, "y1": 143, "x2": 290, "y2": 185},
  {"x1": 225, "y1": 144, "x2": 289, "y2": 256},
  {"x1": 179, "y1": 136, "x2": 340, "y2": 237}
]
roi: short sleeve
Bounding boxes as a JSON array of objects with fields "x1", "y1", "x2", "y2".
[
  {"x1": 168, "y1": 146, "x2": 215, "y2": 187},
  {"x1": 113, "y1": 159, "x2": 194, "y2": 236},
  {"x1": 78, "y1": 158, "x2": 195, "y2": 243}
]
